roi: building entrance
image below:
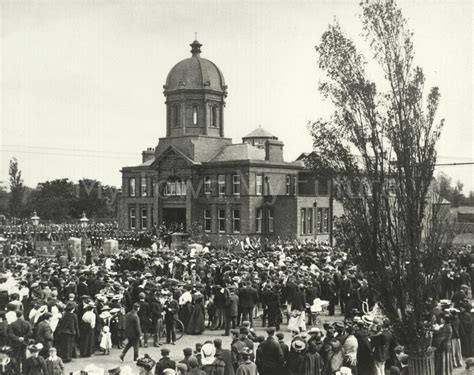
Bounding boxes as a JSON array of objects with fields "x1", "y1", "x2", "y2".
[{"x1": 163, "y1": 208, "x2": 186, "y2": 230}]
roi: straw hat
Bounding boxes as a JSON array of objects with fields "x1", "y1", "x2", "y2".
[
  {"x1": 291, "y1": 339, "x2": 306, "y2": 352},
  {"x1": 201, "y1": 343, "x2": 216, "y2": 365}
]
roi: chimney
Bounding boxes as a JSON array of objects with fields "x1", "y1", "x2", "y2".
[
  {"x1": 265, "y1": 139, "x2": 284, "y2": 162},
  {"x1": 142, "y1": 147, "x2": 155, "y2": 163}
]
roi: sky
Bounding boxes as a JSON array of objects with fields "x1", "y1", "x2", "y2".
[{"x1": 1, "y1": 0, "x2": 473, "y2": 192}]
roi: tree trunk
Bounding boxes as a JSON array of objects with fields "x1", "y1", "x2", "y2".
[{"x1": 408, "y1": 352, "x2": 435, "y2": 375}]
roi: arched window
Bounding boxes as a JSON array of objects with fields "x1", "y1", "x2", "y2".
[
  {"x1": 192, "y1": 106, "x2": 198, "y2": 125},
  {"x1": 211, "y1": 106, "x2": 217, "y2": 127},
  {"x1": 174, "y1": 106, "x2": 179, "y2": 127}
]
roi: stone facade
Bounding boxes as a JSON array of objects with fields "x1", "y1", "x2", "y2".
[{"x1": 118, "y1": 40, "x2": 342, "y2": 245}]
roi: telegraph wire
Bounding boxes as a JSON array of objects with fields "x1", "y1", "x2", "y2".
[
  {"x1": 0, "y1": 148, "x2": 473, "y2": 166},
  {"x1": 435, "y1": 162, "x2": 474, "y2": 167},
  {"x1": 0, "y1": 149, "x2": 135, "y2": 160},
  {"x1": 0, "y1": 144, "x2": 138, "y2": 155}
]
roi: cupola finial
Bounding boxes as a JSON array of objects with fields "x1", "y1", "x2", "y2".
[{"x1": 190, "y1": 35, "x2": 202, "y2": 56}]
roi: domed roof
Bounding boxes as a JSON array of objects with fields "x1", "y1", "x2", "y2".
[{"x1": 164, "y1": 40, "x2": 226, "y2": 94}]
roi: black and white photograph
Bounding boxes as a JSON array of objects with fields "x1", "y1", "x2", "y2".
[{"x1": 0, "y1": 0, "x2": 472, "y2": 374}]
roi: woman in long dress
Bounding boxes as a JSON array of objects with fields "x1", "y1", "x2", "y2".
[
  {"x1": 79, "y1": 304, "x2": 96, "y2": 357},
  {"x1": 433, "y1": 312, "x2": 453, "y2": 375},
  {"x1": 459, "y1": 304, "x2": 472, "y2": 357},
  {"x1": 187, "y1": 292, "x2": 205, "y2": 334}
]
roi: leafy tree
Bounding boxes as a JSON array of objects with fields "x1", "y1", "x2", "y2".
[
  {"x1": 435, "y1": 172, "x2": 464, "y2": 207},
  {"x1": 73, "y1": 179, "x2": 118, "y2": 219},
  {"x1": 8, "y1": 158, "x2": 25, "y2": 217},
  {"x1": 24, "y1": 178, "x2": 118, "y2": 222},
  {"x1": 25, "y1": 179, "x2": 77, "y2": 221},
  {"x1": 310, "y1": 0, "x2": 452, "y2": 368},
  {"x1": 0, "y1": 182, "x2": 9, "y2": 216}
]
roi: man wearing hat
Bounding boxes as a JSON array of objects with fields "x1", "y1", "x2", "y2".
[
  {"x1": 0, "y1": 311, "x2": 8, "y2": 347},
  {"x1": 179, "y1": 347, "x2": 194, "y2": 371},
  {"x1": 231, "y1": 329, "x2": 245, "y2": 371},
  {"x1": 137, "y1": 292, "x2": 151, "y2": 348},
  {"x1": 224, "y1": 287, "x2": 239, "y2": 336},
  {"x1": 237, "y1": 283, "x2": 258, "y2": 327},
  {"x1": 35, "y1": 312, "x2": 54, "y2": 358},
  {"x1": 119, "y1": 302, "x2": 142, "y2": 362},
  {"x1": 214, "y1": 339, "x2": 234, "y2": 375},
  {"x1": 275, "y1": 332, "x2": 289, "y2": 367},
  {"x1": 151, "y1": 292, "x2": 164, "y2": 347},
  {"x1": 188, "y1": 357, "x2": 205, "y2": 375},
  {"x1": 55, "y1": 301, "x2": 79, "y2": 363},
  {"x1": 8, "y1": 310, "x2": 32, "y2": 370},
  {"x1": 164, "y1": 293, "x2": 179, "y2": 345},
  {"x1": 239, "y1": 327, "x2": 254, "y2": 357},
  {"x1": 255, "y1": 327, "x2": 284, "y2": 375},
  {"x1": 155, "y1": 348, "x2": 176, "y2": 375}
]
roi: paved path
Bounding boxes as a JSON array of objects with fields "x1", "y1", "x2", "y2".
[
  {"x1": 64, "y1": 313, "x2": 342, "y2": 374},
  {"x1": 62, "y1": 314, "x2": 472, "y2": 374}
]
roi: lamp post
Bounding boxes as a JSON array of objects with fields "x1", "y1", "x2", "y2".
[
  {"x1": 80, "y1": 211, "x2": 89, "y2": 257},
  {"x1": 30, "y1": 211, "x2": 40, "y2": 254}
]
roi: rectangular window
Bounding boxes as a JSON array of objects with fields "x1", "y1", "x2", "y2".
[
  {"x1": 218, "y1": 174, "x2": 226, "y2": 195},
  {"x1": 323, "y1": 208, "x2": 329, "y2": 233},
  {"x1": 170, "y1": 182, "x2": 176, "y2": 196},
  {"x1": 204, "y1": 209, "x2": 211, "y2": 232},
  {"x1": 218, "y1": 208, "x2": 226, "y2": 233},
  {"x1": 232, "y1": 209, "x2": 240, "y2": 233},
  {"x1": 193, "y1": 106, "x2": 198, "y2": 125},
  {"x1": 293, "y1": 176, "x2": 298, "y2": 195},
  {"x1": 233, "y1": 174, "x2": 240, "y2": 195},
  {"x1": 141, "y1": 208, "x2": 147, "y2": 229},
  {"x1": 174, "y1": 106, "x2": 180, "y2": 127},
  {"x1": 317, "y1": 208, "x2": 329, "y2": 233},
  {"x1": 256, "y1": 208, "x2": 263, "y2": 233},
  {"x1": 301, "y1": 208, "x2": 306, "y2": 234},
  {"x1": 129, "y1": 178, "x2": 136, "y2": 197},
  {"x1": 307, "y1": 208, "x2": 313, "y2": 234},
  {"x1": 204, "y1": 176, "x2": 211, "y2": 195},
  {"x1": 268, "y1": 208, "x2": 274, "y2": 233},
  {"x1": 286, "y1": 176, "x2": 291, "y2": 195},
  {"x1": 317, "y1": 208, "x2": 323, "y2": 233},
  {"x1": 141, "y1": 177, "x2": 147, "y2": 197},
  {"x1": 176, "y1": 181, "x2": 182, "y2": 196},
  {"x1": 256, "y1": 175, "x2": 263, "y2": 196},
  {"x1": 129, "y1": 208, "x2": 136, "y2": 230},
  {"x1": 318, "y1": 179, "x2": 329, "y2": 196},
  {"x1": 164, "y1": 181, "x2": 186, "y2": 196},
  {"x1": 265, "y1": 176, "x2": 271, "y2": 196}
]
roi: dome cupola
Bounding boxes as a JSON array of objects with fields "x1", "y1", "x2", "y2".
[{"x1": 163, "y1": 40, "x2": 227, "y2": 138}]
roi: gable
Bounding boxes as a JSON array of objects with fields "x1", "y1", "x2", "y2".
[{"x1": 152, "y1": 146, "x2": 197, "y2": 172}]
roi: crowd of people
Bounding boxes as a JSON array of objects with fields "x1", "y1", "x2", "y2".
[
  {"x1": 0, "y1": 222, "x2": 159, "y2": 249},
  {"x1": 0, "y1": 231, "x2": 472, "y2": 374}
]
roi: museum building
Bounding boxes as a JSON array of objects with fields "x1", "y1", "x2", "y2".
[{"x1": 118, "y1": 40, "x2": 341, "y2": 244}]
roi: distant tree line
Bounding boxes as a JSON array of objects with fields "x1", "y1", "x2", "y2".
[
  {"x1": 0, "y1": 158, "x2": 119, "y2": 222},
  {"x1": 435, "y1": 172, "x2": 474, "y2": 207}
]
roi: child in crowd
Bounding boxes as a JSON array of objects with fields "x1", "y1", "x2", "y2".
[{"x1": 46, "y1": 347, "x2": 65, "y2": 375}]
